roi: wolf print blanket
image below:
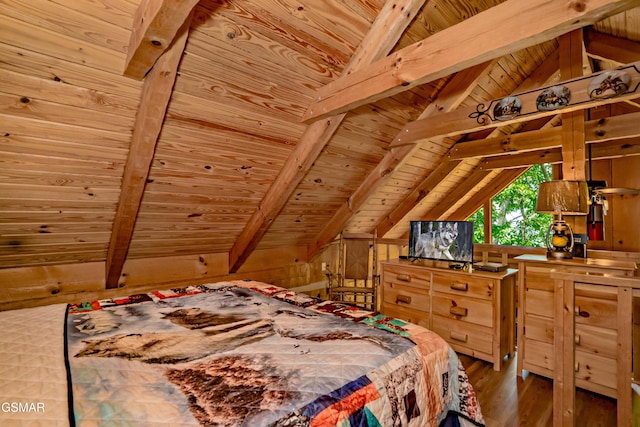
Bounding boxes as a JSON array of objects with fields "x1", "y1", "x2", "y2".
[{"x1": 64, "y1": 280, "x2": 484, "y2": 427}]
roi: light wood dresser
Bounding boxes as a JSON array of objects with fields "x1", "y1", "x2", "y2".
[
  {"x1": 380, "y1": 259, "x2": 517, "y2": 371},
  {"x1": 515, "y1": 254, "x2": 637, "y2": 400},
  {"x1": 553, "y1": 272, "x2": 640, "y2": 427}
]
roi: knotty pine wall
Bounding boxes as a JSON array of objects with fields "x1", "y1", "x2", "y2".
[
  {"x1": 0, "y1": 245, "x2": 335, "y2": 311},
  {"x1": 588, "y1": 155, "x2": 640, "y2": 252}
]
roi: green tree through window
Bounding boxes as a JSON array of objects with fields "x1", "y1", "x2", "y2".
[{"x1": 470, "y1": 164, "x2": 553, "y2": 247}]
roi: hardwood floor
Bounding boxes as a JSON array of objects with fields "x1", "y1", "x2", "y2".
[{"x1": 457, "y1": 353, "x2": 617, "y2": 426}]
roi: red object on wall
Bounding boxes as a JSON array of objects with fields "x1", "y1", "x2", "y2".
[{"x1": 587, "y1": 202, "x2": 604, "y2": 241}]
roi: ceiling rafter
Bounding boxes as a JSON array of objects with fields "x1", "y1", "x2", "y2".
[
  {"x1": 105, "y1": 5, "x2": 196, "y2": 289},
  {"x1": 449, "y1": 128, "x2": 563, "y2": 160},
  {"x1": 228, "y1": 0, "x2": 428, "y2": 273},
  {"x1": 441, "y1": 29, "x2": 640, "y2": 209},
  {"x1": 302, "y1": 0, "x2": 638, "y2": 122},
  {"x1": 584, "y1": 27, "x2": 640, "y2": 66},
  {"x1": 124, "y1": 0, "x2": 200, "y2": 79},
  {"x1": 479, "y1": 136, "x2": 640, "y2": 170},
  {"x1": 449, "y1": 167, "x2": 529, "y2": 221},
  {"x1": 306, "y1": 61, "x2": 495, "y2": 259},
  {"x1": 375, "y1": 160, "x2": 463, "y2": 238},
  {"x1": 418, "y1": 167, "x2": 492, "y2": 222},
  {"x1": 393, "y1": 59, "x2": 640, "y2": 149},
  {"x1": 448, "y1": 111, "x2": 640, "y2": 160},
  {"x1": 362, "y1": 48, "x2": 568, "y2": 244},
  {"x1": 362, "y1": 49, "x2": 561, "y2": 243},
  {"x1": 435, "y1": 29, "x2": 640, "y2": 229}
]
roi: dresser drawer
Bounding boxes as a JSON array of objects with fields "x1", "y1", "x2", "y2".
[
  {"x1": 431, "y1": 293, "x2": 493, "y2": 328},
  {"x1": 524, "y1": 288, "x2": 554, "y2": 318},
  {"x1": 383, "y1": 282, "x2": 429, "y2": 312},
  {"x1": 381, "y1": 304, "x2": 429, "y2": 329},
  {"x1": 575, "y1": 351, "x2": 617, "y2": 397},
  {"x1": 524, "y1": 313, "x2": 553, "y2": 344},
  {"x1": 524, "y1": 266, "x2": 555, "y2": 292},
  {"x1": 575, "y1": 284, "x2": 618, "y2": 330},
  {"x1": 523, "y1": 338, "x2": 554, "y2": 373},
  {"x1": 432, "y1": 315, "x2": 493, "y2": 355},
  {"x1": 575, "y1": 324, "x2": 617, "y2": 358},
  {"x1": 382, "y1": 264, "x2": 431, "y2": 290},
  {"x1": 432, "y1": 271, "x2": 494, "y2": 300}
]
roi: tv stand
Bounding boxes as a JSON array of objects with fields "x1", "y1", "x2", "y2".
[{"x1": 380, "y1": 259, "x2": 517, "y2": 371}]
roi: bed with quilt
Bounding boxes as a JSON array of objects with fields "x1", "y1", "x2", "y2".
[{"x1": 0, "y1": 280, "x2": 484, "y2": 427}]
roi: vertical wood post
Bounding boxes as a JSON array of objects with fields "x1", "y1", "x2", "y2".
[{"x1": 559, "y1": 29, "x2": 587, "y2": 234}]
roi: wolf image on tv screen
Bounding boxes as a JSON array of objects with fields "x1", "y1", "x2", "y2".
[{"x1": 409, "y1": 221, "x2": 473, "y2": 263}]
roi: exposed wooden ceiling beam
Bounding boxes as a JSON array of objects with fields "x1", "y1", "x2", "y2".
[
  {"x1": 584, "y1": 27, "x2": 640, "y2": 65},
  {"x1": 393, "y1": 59, "x2": 640, "y2": 148},
  {"x1": 124, "y1": 0, "x2": 200, "y2": 79},
  {"x1": 589, "y1": 135, "x2": 640, "y2": 159},
  {"x1": 375, "y1": 160, "x2": 463, "y2": 238},
  {"x1": 416, "y1": 66, "x2": 568, "y2": 226},
  {"x1": 584, "y1": 28, "x2": 640, "y2": 108},
  {"x1": 449, "y1": 167, "x2": 529, "y2": 221},
  {"x1": 227, "y1": 0, "x2": 427, "y2": 273},
  {"x1": 358, "y1": 51, "x2": 561, "y2": 243},
  {"x1": 406, "y1": 81, "x2": 560, "y2": 231},
  {"x1": 479, "y1": 136, "x2": 640, "y2": 170},
  {"x1": 421, "y1": 168, "x2": 492, "y2": 221},
  {"x1": 302, "y1": 0, "x2": 638, "y2": 122},
  {"x1": 305, "y1": 61, "x2": 495, "y2": 259},
  {"x1": 449, "y1": 127, "x2": 563, "y2": 160},
  {"x1": 448, "y1": 110, "x2": 640, "y2": 160},
  {"x1": 105, "y1": 17, "x2": 192, "y2": 289},
  {"x1": 480, "y1": 150, "x2": 564, "y2": 170}
]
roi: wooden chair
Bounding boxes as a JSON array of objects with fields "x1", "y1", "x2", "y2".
[{"x1": 327, "y1": 231, "x2": 379, "y2": 311}]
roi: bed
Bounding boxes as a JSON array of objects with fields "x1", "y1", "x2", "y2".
[{"x1": 0, "y1": 280, "x2": 485, "y2": 427}]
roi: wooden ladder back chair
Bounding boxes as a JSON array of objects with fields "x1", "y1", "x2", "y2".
[{"x1": 328, "y1": 231, "x2": 379, "y2": 311}]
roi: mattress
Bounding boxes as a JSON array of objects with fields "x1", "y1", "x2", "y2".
[{"x1": 0, "y1": 280, "x2": 484, "y2": 427}]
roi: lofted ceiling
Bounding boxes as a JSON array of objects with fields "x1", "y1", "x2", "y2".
[{"x1": 1, "y1": 0, "x2": 639, "y2": 288}]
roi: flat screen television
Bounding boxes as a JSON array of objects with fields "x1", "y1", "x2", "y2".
[{"x1": 408, "y1": 220, "x2": 474, "y2": 263}]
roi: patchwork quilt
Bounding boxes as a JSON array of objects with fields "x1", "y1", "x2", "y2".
[{"x1": 0, "y1": 280, "x2": 484, "y2": 427}]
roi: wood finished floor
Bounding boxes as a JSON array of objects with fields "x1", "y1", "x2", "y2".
[{"x1": 457, "y1": 353, "x2": 617, "y2": 427}]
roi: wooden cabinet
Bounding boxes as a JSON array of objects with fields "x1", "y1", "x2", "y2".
[
  {"x1": 380, "y1": 259, "x2": 517, "y2": 371},
  {"x1": 515, "y1": 254, "x2": 637, "y2": 398},
  {"x1": 553, "y1": 273, "x2": 640, "y2": 427}
]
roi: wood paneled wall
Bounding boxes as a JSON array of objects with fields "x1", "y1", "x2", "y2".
[
  {"x1": 588, "y1": 155, "x2": 640, "y2": 252},
  {"x1": 0, "y1": 245, "x2": 335, "y2": 311}
]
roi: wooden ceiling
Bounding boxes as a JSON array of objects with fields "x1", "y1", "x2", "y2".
[{"x1": 1, "y1": 0, "x2": 639, "y2": 287}]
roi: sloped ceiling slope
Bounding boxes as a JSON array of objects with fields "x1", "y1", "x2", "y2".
[{"x1": 1, "y1": 0, "x2": 639, "y2": 286}]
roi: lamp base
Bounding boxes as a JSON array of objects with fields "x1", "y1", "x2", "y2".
[{"x1": 547, "y1": 250, "x2": 573, "y2": 259}]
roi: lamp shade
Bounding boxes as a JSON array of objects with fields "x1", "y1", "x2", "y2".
[{"x1": 536, "y1": 180, "x2": 589, "y2": 215}]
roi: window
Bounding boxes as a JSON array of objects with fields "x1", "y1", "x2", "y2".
[{"x1": 471, "y1": 164, "x2": 552, "y2": 247}]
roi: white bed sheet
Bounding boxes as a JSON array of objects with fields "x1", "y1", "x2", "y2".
[{"x1": 0, "y1": 303, "x2": 69, "y2": 426}]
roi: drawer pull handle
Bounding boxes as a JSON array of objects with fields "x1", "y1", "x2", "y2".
[
  {"x1": 450, "y1": 331, "x2": 468, "y2": 343},
  {"x1": 396, "y1": 295, "x2": 412, "y2": 304},
  {"x1": 576, "y1": 309, "x2": 590, "y2": 318},
  {"x1": 574, "y1": 362, "x2": 580, "y2": 372},
  {"x1": 575, "y1": 334, "x2": 581, "y2": 345},
  {"x1": 450, "y1": 282, "x2": 468, "y2": 292},
  {"x1": 396, "y1": 274, "x2": 411, "y2": 282},
  {"x1": 449, "y1": 306, "x2": 468, "y2": 317}
]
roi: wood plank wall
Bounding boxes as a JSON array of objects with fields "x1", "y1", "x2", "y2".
[
  {"x1": 0, "y1": 245, "x2": 336, "y2": 311},
  {"x1": 588, "y1": 156, "x2": 640, "y2": 251}
]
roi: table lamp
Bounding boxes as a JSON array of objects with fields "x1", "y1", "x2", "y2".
[{"x1": 536, "y1": 180, "x2": 589, "y2": 259}]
